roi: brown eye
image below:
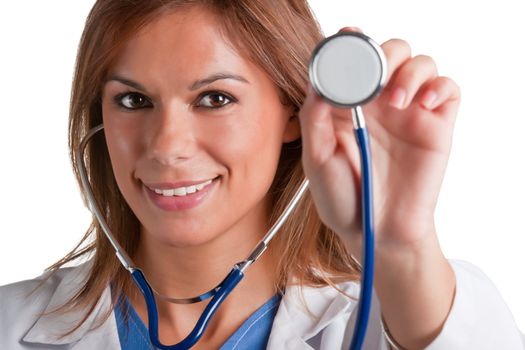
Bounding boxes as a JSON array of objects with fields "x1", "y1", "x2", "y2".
[
  {"x1": 197, "y1": 92, "x2": 234, "y2": 109},
  {"x1": 115, "y1": 92, "x2": 151, "y2": 110}
]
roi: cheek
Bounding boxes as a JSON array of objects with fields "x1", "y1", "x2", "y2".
[
  {"x1": 204, "y1": 107, "x2": 285, "y2": 196},
  {"x1": 102, "y1": 109, "x2": 144, "y2": 195}
]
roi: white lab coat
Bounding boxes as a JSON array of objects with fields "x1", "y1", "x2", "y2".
[{"x1": 1, "y1": 259, "x2": 523, "y2": 349}]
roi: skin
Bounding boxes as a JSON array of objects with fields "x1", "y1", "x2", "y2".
[
  {"x1": 102, "y1": 7, "x2": 460, "y2": 350},
  {"x1": 102, "y1": 7, "x2": 299, "y2": 348},
  {"x1": 301, "y1": 27, "x2": 460, "y2": 348}
]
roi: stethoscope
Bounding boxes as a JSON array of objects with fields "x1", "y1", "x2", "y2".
[{"x1": 77, "y1": 31, "x2": 386, "y2": 350}]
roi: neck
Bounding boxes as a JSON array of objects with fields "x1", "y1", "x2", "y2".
[
  {"x1": 128, "y1": 197, "x2": 279, "y2": 347},
  {"x1": 134, "y1": 201, "x2": 275, "y2": 298}
]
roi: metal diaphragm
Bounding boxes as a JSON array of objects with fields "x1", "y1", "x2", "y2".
[{"x1": 309, "y1": 31, "x2": 387, "y2": 108}]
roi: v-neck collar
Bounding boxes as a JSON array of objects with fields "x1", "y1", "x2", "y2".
[
  {"x1": 21, "y1": 261, "x2": 362, "y2": 349},
  {"x1": 113, "y1": 290, "x2": 282, "y2": 349}
]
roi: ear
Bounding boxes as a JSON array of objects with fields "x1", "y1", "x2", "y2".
[{"x1": 282, "y1": 107, "x2": 301, "y2": 143}]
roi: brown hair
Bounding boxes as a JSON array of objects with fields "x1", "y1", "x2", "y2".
[{"x1": 49, "y1": 0, "x2": 361, "y2": 334}]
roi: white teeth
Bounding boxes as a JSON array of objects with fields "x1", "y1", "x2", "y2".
[
  {"x1": 173, "y1": 187, "x2": 186, "y2": 196},
  {"x1": 163, "y1": 189, "x2": 175, "y2": 196},
  {"x1": 151, "y1": 179, "x2": 214, "y2": 197}
]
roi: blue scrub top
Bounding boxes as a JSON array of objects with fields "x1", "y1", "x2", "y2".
[{"x1": 114, "y1": 291, "x2": 282, "y2": 349}]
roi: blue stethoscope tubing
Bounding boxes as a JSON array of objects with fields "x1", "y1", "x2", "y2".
[
  {"x1": 350, "y1": 108, "x2": 375, "y2": 350},
  {"x1": 131, "y1": 119, "x2": 375, "y2": 350},
  {"x1": 76, "y1": 33, "x2": 378, "y2": 349},
  {"x1": 131, "y1": 266, "x2": 244, "y2": 349},
  {"x1": 132, "y1": 118, "x2": 375, "y2": 350},
  {"x1": 77, "y1": 121, "x2": 375, "y2": 350}
]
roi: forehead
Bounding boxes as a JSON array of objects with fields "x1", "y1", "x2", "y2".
[{"x1": 109, "y1": 7, "x2": 255, "y2": 82}]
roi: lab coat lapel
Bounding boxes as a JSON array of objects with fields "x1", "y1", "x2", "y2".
[
  {"x1": 22, "y1": 262, "x2": 120, "y2": 349},
  {"x1": 266, "y1": 281, "x2": 360, "y2": 349},
  {"x1": 20, "y1": 263, "x2": 364, "y2": 349}
]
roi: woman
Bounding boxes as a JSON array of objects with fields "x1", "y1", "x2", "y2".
[{"x1": 1, "y1": 0, "x2": 523, "y2": 349}]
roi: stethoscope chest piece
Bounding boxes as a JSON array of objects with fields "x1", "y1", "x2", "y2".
[{"x1": 309, "y1": 31, "x2": 387, "y2": 108}]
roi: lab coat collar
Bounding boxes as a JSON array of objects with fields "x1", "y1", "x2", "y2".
[
  {"x1": 22, "y1": 260, "x2": 119, "y2": 347},
  {"x1": 21, "y1": 262, "x2": 360, "y2": 348},
  {"x1": 267, "y1": 280, "x2": 360, "y2": 348}
]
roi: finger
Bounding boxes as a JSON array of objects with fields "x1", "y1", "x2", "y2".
[
  {"x1": 380, "y1": 38, "x2": 412, "y2": 85},
  {"x1": 338, "y1": 26, "x2": 363, "y2": 34},
  {"x1": 418, "y1": 76, "x2": 461, "y2": 111},
  {"x1": 387, "y1": 55, "x2": 438, "y2": 110},
  {"x1": 423, "y1": 77, "x2": 461, "y2": 123},
  {"x1": 335, "y1": 120, "x2": 362, "y2": 182},
  {"x1": 299, "y1": 84, "x2": 338, "y2": 166}
]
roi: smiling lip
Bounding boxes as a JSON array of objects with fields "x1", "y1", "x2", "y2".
[
  {"x1": 143, "y1": 176, "x2": 219, "y2": 211},
  {"x1": 143, "y1": 177, "x2": 218, "y2": 190}
]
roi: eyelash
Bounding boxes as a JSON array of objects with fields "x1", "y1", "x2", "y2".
[{"x1": 112, "y1": 90, "x2": 237, "y2": 111}]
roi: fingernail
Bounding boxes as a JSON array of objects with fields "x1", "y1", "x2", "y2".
[
  {"x1": 389, "y1": 88, "x2": 406, "y2": 109},
  {"x1": 340, "y1": 26, "x2": 362, "y2": 33},
  {"x1": 422, "y1": 91, "x2": 438, "y2": 109}
]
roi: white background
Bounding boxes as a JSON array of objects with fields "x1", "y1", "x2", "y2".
[{"x1": 0, "y1": 1, "x2": 523, "y2": 331}]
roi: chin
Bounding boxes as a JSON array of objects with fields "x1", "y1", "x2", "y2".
[{"x1": 142, "y1": 221, "x2": 221, "y2": 248}]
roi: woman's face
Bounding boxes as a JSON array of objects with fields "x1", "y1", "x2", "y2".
[{"x1": 101, "y1": 7, "x2": 299, "y2": 247}]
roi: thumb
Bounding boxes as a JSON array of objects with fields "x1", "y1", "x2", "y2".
[{"x1": 299, "y1": 84, "x2": 337, "y2": 167}]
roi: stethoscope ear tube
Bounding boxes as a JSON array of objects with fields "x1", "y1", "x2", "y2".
[
  {"x1": 76, "y1": 124, "x2": 135, "y2": 272},
  {"x1": 78, "y1": 29, "x2": 380, "y2": 348},
  {"x1": 132, "y1": 266, "x2": 245, "y2": 349},
  {"x1": 77, "y1": 123, "x2": 308, "y2": 348}
]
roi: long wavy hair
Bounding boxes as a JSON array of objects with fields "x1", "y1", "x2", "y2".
[{"x1": 48, "y1": 0, "x2": 361, "y2": 334}]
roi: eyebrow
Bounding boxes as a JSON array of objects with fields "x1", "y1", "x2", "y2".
[
  {"x1": 105, "y1": 72, "x2": 250, "y2": 92},
  {"x1": 190, "y1": 73, "x2": 250, "y2": 90}
]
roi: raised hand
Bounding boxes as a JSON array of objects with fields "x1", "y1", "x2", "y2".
[{"x1": 299, "y1": 27, "x2": 461, "y2": 258}]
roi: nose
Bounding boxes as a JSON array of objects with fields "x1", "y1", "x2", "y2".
[{"x1": 146, "y1": 103, "x2": 196, "y2": 167}]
